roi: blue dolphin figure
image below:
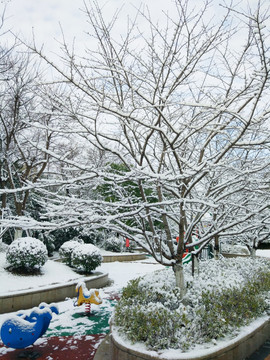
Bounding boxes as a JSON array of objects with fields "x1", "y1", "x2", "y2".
[{"x1": 0, "y1": 302, "x2": 58, "y2": 349}]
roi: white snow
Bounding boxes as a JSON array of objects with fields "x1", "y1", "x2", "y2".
[
  {"x1": 0, "y1": 251, "x2": 163, "y2": 295},
  {"x1": 0, "y1": 248, "x2": 269, "y2": 357},
  {"x1": 256, "y1": 249, "x2": 270, "y2": 258},
  {"x1": 112, "y1": 315, "x2": 269, "y2": 359},
  {"x1": 0, "y1": 253, "x2": 84, "y2": 295}
]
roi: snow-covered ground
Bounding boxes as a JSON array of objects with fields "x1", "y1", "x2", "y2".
[
  {"x1": 256, "y1": 249, "x2": 270, "y2": 258},
  {"x1": 0, "y1": 249, "x2": 269, "y2": 295},
  {"x1": 0, "y1": 251, "x2": 163, "y2": 295},
  {"x1": 0, "y1": 249, "x2": 269, "y2": 357}
]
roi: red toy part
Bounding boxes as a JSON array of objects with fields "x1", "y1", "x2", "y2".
[{"x1": 182, "y1": 249, "x2": 189, "y2": 258}]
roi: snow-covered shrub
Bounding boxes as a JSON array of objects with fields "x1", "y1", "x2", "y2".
[
  {"x1": 197, "y1": 284, "x2": 266, "y2": 342},
  {"x1": 221, "y1": 243, "x2": 250, "y2": 255},
  {"x1": 114, "y1": 258, "x2": 270, "y2": 352},
  {"x1": 50, "y1": 227, "x2": 105, "y2": 251},
  {"x1": 71, "y1": 243, "x2": 103, "y2": 273},
  {"x1": 115, "y1": 277, "x2": 187, "y2": 349},
  {"x1": 116, "y1": 302, "x2": 185, "y2": 350},
  {"x1": 6, "y1": 237, "x2": 48, "y2": 272},
  {"x1": 104, "y1": 236, "x2": 123, "y2": 252},
  {"x1": 59, "y1": 239, "x2": 83, "y2": 266}
]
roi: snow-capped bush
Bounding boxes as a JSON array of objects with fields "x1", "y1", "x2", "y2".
[
  {"x1": 71, "y1": 243, "x2": 103, "y2": 273},
  {"x1": 104, "y1": 236, "x2": 123, "y2": 252},
  {"x1": 114, "y1": 257, "x2": 270, "y2": 351},
  {"x1": 59, "y1": 239, "x2": 83, "y2": 266},
  {"x1": 221, "y1": 243, "x2": 250, "y2": 255},
  {"x1": 6, "y1": 237, "x2": 48, "y2": 272}
]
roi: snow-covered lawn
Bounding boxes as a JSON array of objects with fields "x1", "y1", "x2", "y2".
[
  {"x1": 0, "y1": 251, "x2": 163, "y2": 295},
  {"x1": 256, "y1": 249, "x2": 270, "y2": 258},
  {"x1": 0, "y1": 249, "x2": 269, "y2": 295},
  {"x1": 0, "y1": 253, "x2": 84, "y2": 295}
]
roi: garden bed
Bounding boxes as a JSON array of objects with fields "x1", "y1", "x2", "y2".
[
  {"x1": 110, "y1": 317, "x2": 270, "y2": 360},
  {"x1": 110, "y1": 257, "x2": 270, "y2": 359}
]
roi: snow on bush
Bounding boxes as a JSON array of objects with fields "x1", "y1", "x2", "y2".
[
  {"x1": 59, "y1": 239, "x2": 83, "y2": 266},
  {"x1": 221, "y1": 243, "x2": 250, "y2": 255},
  {"x1": 114, "y1": 257, "x2": 270, "y2": 351},
  {"x1": 104, "y1": 236, "x2": 123, "y2": 252},
  {"x1": 71, "y1": 243, "x2": 103, "y2": 273},
  {"x1": 6, "y1": 237, "x2": 48, "y2": 271}
]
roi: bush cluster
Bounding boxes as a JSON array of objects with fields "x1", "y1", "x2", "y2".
[
  {"x1": 6, "y1": 237, "x2": 48, "y2": 272},
  {"x1": 59, "y1": 240, "x2": 102, "y2": 273},
  {"x1": 198, "y1": 284, "x2": 266, "y2": 341},
  {"x1": 59, "y1": 239, "x2": 83, "y2": 266},
  {"x1": 114, "y1": 258, "x2": 270, "y2": 352},
  {"x1": 114, "y1": 278, "x2": 187, "y2": 350},
  {"x1": 104, "y1": 236, "x2": 123, "y2": 252},
  {"x1": 31, "y1": 227, "x2": 105, "y2": 253},
  {"x1": 71, "y1": 243, "x2": 103, "y2": 273}
]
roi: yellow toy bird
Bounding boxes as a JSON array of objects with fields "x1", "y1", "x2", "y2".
[{"x1": 74, "y1": 281, "x2": 102, "y2": 314}]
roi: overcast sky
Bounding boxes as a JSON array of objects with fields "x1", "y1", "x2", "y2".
[
  {"x1": 1, "y1": 0, "x2": 179, "y2": 57},
  {"x1": 1, "y1": 0, "x2": 268, "y2": 61}
]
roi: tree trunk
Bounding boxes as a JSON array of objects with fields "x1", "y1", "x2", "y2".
[
  {"x1": 14, "y1": 228, "x2": 23, "y2": 240},
  {"x1": 214, "y1": 235, "x2": 220, "y2": 260},
  {"x1": 173, "y1": 263, "x2": 186, "y2": 298},
  {"x1": 250, "y1": 247, "x2": 256, "y2": 258},
  {"x1": 192, "y1": 254, "x2": 200, "y2": 276}
]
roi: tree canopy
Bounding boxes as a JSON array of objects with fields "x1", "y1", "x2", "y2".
[{"x1": 0, "y1": 0, "x2": 270, "y2": 294}]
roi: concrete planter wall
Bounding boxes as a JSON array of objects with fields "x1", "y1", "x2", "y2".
[
  {"x1": 109, "y1": 317, "x2": 270, "y2": 360},
  {"x1": 54, "y1": 253, "x2": 147, "y2": 263},
  {"x1": 221, "y1": 253, "x2": 249, "y2": 258},
  {"x1": 0, "y1": 272, "x2": 109, "y2": 314},
  {"x1": 102, "y1": 253, "x2": 147, "y2": 262},
  {"x1": 0, "y1": 252, "x2": 146, "y2": 314}
]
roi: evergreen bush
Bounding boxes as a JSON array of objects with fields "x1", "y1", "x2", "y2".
[
  {"x1": 104, "y1": 236, "x2": 123, "y2": 252},
  {"x1": 59, "y1": 239, "x2": 83, "y2": 266},
  {"x1": 198, "y1": 285, "x2": 266, "y2": 341},
  {"x1": 49, "y1": 227, "x2": 105, "y2": 251},
  {"x1": 71, "y1": 243, "x2": 103, "y2": 273},
  {"x1": 6, "y1": 237, "x2": 48, "y2": 272}
]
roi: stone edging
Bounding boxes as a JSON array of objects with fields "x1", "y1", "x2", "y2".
[
  {"x1": 53, "y1": 253, "x2": 148, "y2": 263},
  {"x1": 109, "y1": 317, "x2": 270, "y2": 360},
  {"x1": 102, "y1": 253, "x2": 147, "y2": 262},
  {"x1": 0, "y1": 272, "x2": 109, "y2": 314}
]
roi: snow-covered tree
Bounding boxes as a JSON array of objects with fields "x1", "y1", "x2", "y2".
[
  {"x1": 15, "y1": 0, "x2": 270, "y2": 295},
  {"x1": 0, "y1": 47, "x2": 66, "y2": 240}
]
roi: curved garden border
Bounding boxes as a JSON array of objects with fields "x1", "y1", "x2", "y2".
[
  {"x1": 0, "y1": 252, "x2": 147, "y2": 314},
  {"x1": 102, "y1": 253, "x2": 147, "y2": 262},
  {"x1": 0, "y1": 271, "x2": 109, "y2": 314},
  {"x1": 108, "y1": 317, "x2": 270, "y2": 360}
]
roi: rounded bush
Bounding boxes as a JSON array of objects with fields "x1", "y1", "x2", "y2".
[
  {"x1": 59, "y1": 239, "x2": 83, "y2": 266},
  {"x1": 104, "y1": 236, "x2": 122, "y2": 252},
  {"x1": 6, "y1": 237, "x2": 48, "y2": 272},
  {"x1": 71, "y1": 243, "x2": 103, "y2": 273}
]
